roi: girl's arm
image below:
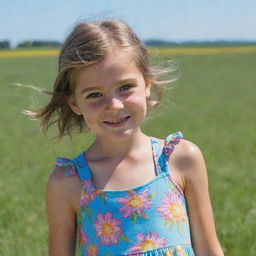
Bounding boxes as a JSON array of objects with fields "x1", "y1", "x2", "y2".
[
  {"x1": 172, "y1": 139, "x2": 224, "y2": 256},
  {"x1": 46, "y1": 167, "x2": 78, "y2": 256}
]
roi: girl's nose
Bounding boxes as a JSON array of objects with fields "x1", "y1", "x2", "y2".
[{"x1": 105, "y1": 95, "x2": 124, "y2": 110}]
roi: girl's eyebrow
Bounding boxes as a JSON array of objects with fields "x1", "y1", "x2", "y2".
[
  {"x1": 80, "y1": 86, "x2": 100, "y2": 95},
  {"x1": 117, "y1": 78, "x2": 137, "y2": 85}
]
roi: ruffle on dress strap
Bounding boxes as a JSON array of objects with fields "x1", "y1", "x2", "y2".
[
  {"x1": 55, "y1": 157, "x2": 78, "y2": 176},
  {"x1": 163, "y1": 131, "x2": 183, "y2": 158}
]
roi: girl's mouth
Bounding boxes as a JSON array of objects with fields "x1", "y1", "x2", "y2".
[{"x1": 103, "y1": 116, "x2": 131, "y2": 127}]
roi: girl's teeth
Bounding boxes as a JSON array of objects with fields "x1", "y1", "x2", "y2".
[
  {"x1": 106, "y1": 116, "x2": 129, "y2": 123},
  {"x1": 110, "y1": 118, "x2": 124, "y2": 123}
]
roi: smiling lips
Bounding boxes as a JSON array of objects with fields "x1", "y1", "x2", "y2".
[{"x1": 103, "y1": 116, "x2": 131, "y2": 127}]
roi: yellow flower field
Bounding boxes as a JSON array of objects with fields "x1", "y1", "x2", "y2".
[
  {"x1": 0, "y1": 49, "x2": 59, "y2": 58},
  {"x1": 0, "y1": 46, "x2": 256, "y2": 58}
]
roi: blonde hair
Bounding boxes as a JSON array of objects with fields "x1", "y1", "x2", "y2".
[{"x1": 26, "y1": 19, "x2": 174, "y2": 139}]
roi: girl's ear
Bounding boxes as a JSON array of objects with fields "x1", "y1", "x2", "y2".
[
  {"x1": 67, "y1": 96, "x2": 82, "y2": 115},
  {"x1": 145, "y1": 80, "x2": 152, "y2": 98},
  {"x1": 146, "y1": 86, "x2": 150, "y2": 98}
]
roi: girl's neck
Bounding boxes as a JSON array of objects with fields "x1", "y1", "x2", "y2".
[{"x1": 86, "y1": 130, "x2": 150, "y2": 161}]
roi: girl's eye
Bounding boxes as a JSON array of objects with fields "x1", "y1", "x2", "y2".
[
  {"x1": 120, "y1": 84, "x2": 133, "y2": 91},
  {"x1": 86, "y1": 92, "x2": 102, "y2": 99}
]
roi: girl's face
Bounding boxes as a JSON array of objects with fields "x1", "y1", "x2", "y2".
[{"x1": 68, "y1": 49, "x2": 150, "y2": 142}]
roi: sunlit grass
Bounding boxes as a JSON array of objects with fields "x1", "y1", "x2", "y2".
[{"x1": 0, "y1": 52, "x2": 255, "y2": 255}]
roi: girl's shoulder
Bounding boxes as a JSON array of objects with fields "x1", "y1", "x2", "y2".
[
  {"x1": 48, "y1": 163, "x2": 82, "y2": 195},
  {"x1": 169, "y1": 138, "x2": 207, "y2": 188},
  {"x1": 170, "y1": 138, "x2": 204, "y2": 163},
  {"x1": 47, "y1": 158, "x2": 82, "y2": 212},
  {"x1": 49, "y1": 157, "x2": 78, "y2": 185},
  {"x1": 163, "y1": 132, "x2": 203, "y2": 167}
]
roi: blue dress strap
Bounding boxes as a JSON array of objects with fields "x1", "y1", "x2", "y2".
[
  {"x1": 151, "y1": 137, "x2": 165, "y2": 176},
  {"x1": 163, "y1": 131, "x2": 183, "y2": 159},
  {"x1": 55, "y1": 157, "x2": 78, "y2": 176},
  {"x1": 55, "y1": 153, "x2": 92, "y2": 182},
  {"x1": 151, "y1": 131, "x2": 183, "y2": 175},
  {"x1": 72, "y1": 152, "x2": 92, "y2": 181}
]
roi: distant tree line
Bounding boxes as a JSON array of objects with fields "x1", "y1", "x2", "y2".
[
  {"x1": 0, "y1": 40, "x2": 11, "y2": 49},
  {"x1": 0, "y1": 40, "x2": 62, "y2": 49},
  {"x1": 1, "y1": 39, "x2": 256, "y2": 49},
  {"x1": 145, "y1": 39, "x2": 256, "y2": 47},
  {"x1": 17, "y1": 40, "x2": 62, "y2": 48}
]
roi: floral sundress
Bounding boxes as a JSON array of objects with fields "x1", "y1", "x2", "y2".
[{"x1": 55, "y1": 132, "x2": 195, "y2": 256}]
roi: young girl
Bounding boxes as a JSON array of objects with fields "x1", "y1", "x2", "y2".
[{"x1": 31, "y1": 19, "x2": 224, "y2": 256}]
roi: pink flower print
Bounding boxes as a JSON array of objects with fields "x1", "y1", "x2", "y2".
[
  {"x1": 80, "y1": 179, "x2": 96, "y2": 207},
  {"x1": 157, "y1": 192, "x2": 187, "y2": 233},
  {"x1": 78, "y1": 228, "x2": 88, "y2": 245},
  {"x1": 117, "y1": 189, "x2": 152, "y2": 223},
  {"x1": 80, "y1": 179, "x2": 107, "y2": 220},
  {"x1": 86, "y1": 243, "x2": 99, "y2": 256},
  {"x1": 93, "y1": 212, "x2": 122, "y2": 246},
  {"x1": 163, "y1": 144, "x2": 174, "y2": 158},
  {"x1": 80, "y1": 191, "x2": 96, "y2": 207},
  {"x1": 83, "y1": 179, "x2": 93, "y2": 190},
  {"x1": 129, "y1": 232, "x2": 167, "y2": 253}
]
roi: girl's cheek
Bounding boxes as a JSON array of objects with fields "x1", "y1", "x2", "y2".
[
  {"x1": 84, "y1": 99, "x2": 106, "y2": 111},
  {"x1": 125, "y1": 94, "x2": 147, "y2": 105}
]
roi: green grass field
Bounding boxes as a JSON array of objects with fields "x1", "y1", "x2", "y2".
[{"x1": 0, "y1": 49, "x2": 255, "y2": 255}]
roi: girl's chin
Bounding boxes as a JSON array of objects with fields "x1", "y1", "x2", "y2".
[
  {"x1": 98, "y1": 128, "x2": 141, "y2": 142},
  {"x1": 107, "y1": 129, "x2": 136, "y2": 141}
]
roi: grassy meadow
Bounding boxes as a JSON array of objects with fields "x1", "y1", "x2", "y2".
[{"x1": 0, "y1": 47, "x2": 255, "y2": 255}]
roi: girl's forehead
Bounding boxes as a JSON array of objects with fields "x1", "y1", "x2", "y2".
[
  {"x1": 94, "y1": 50, "x2": 135, "y2": 71},
  {"x1": 76, "y1": 50, "x2": 142, "y2": 85}
]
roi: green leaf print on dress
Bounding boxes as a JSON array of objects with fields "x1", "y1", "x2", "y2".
[{"x1": 80, "y1": 179, "x2": 107, "y2": 220}]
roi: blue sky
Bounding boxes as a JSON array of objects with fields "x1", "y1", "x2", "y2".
[{"x1": 1, "y1": 0, "x2": 256, "y2": 47}]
